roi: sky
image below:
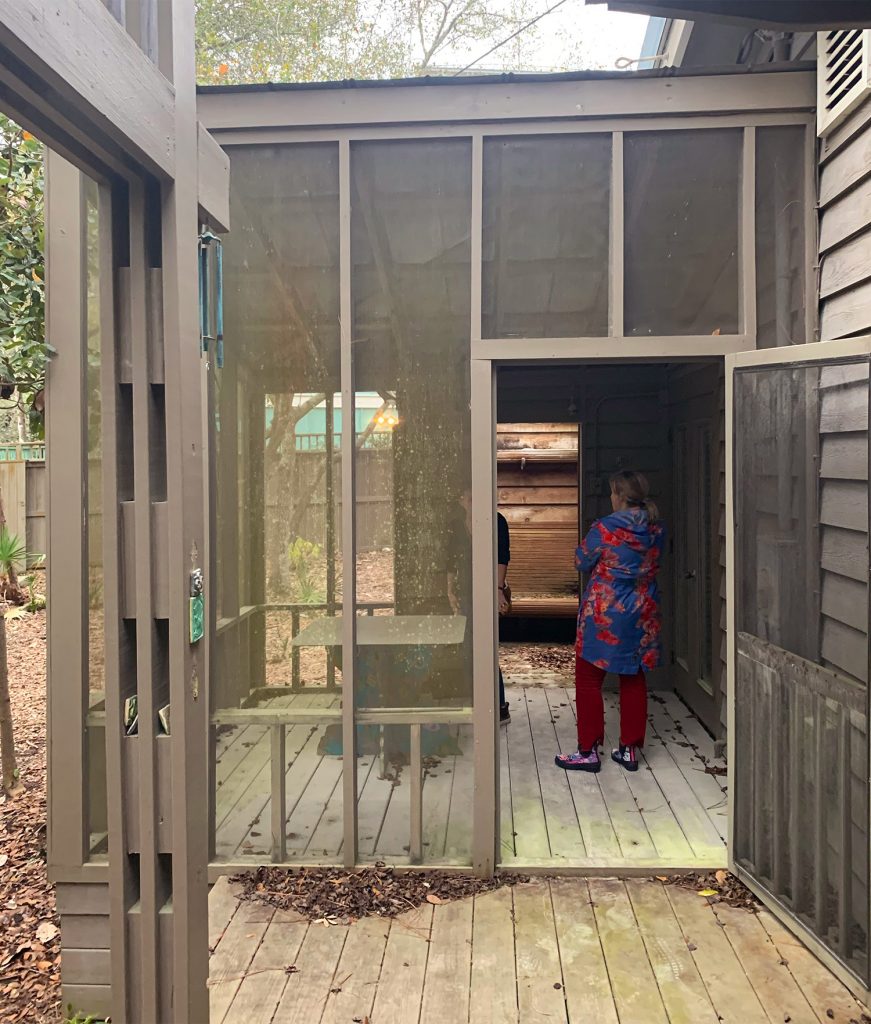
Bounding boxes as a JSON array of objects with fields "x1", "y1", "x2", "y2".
[{"x1": 435, "y1": 1, "x2": 651, "y2": 74}]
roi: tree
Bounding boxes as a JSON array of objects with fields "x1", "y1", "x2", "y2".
[
  {"x1": 195, "y1": 0, "x2": 582, "y2": 84},
  {"x1": 0, "y1": 115, "x2": 46, "y2": 442}
]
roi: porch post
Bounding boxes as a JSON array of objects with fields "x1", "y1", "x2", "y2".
[
  {"x1": 470, "y1": 136, "x2": 498, "y2": 878},
  {"x1": 339, "y1": 138, "x2": 359, "y2": 867},
  {"x1": 162, "y1": 0, "x2": 211, "y2": 1017}
]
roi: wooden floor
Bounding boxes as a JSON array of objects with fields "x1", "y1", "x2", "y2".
[
  {"x1": 209, "y1": 874, "x2": 869, "y2": 1024},
  {"x1": 214, "y1": 683, "x2": 727, "y2": 870}
]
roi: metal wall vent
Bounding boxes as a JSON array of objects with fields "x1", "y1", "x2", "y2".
[{"x1": 818, "y1": 29, "x2": 871, "y2": 136}]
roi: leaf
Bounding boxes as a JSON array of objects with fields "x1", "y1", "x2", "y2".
[
  {"x1": 697, "y1": 889, "x2": 719, "y2": 897},
  {"x1": 35, "y1": 922, "x2": 58, "y2": 944},
  {"x1": 425, "y1": 893, "x2": 444, "y2": 905},
  {"x1": 0, "y1": 854, "x2": 6, "y2": 867},
  {"x1": 715, "y1": 870, "x2": 728, "y2": 886}
]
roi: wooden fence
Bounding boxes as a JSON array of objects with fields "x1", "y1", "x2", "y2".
[
  {"x1": 265, "y1": 447, "x2": 393, "y2": 554},
  {"x1": 0, "y1": 452, "x2": 47, "y2": 562}
]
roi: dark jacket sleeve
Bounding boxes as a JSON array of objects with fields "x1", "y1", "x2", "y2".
[{"x1": 497, "y1": 513, "x2": 510, "y2": 566}]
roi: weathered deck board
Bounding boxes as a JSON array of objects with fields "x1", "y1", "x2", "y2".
[
  {"x1": 514, "y1": 880, "x2": 568, "y2": 1023},
  {"x1": 212, "y1": 880, "x2": 870, "y2": 1024},
  {"x1": 590, "y1": 878, "x2": 669, "y2": 1024},
  {"x1": 627, "y1": 879, "x2": 719, "y2": 1024},
  {"x1": 270, "y1": 917, "x2": 348, "y2": 1024},
  {"x1": 209, "y1": 901, "x2": 274, "y2": 1024},
  {"x1": 419, "y1": 899, "x2": 474, "y2": 1024},
  {"x1": 758, "y1": 909, "x2": 867, "y2": 1023},
  {"x1": 550, "y1": 878, "x2": 619, "y2": 1024},
  {"x1": 665, "y1": 883, "x2": 769, "y2": 1024},
  {"x1": 368, "y1": 905, "x2": 433, "y2": 1024},
  {"x1": 503, "y1": 694, "x2": 552, "y2": 861},
  {"x1": 522, "y1": 688, "x2": 587, "y2": 859},
  {"x1": 469, "y1": 887, "x2": 519, "y2": 1024},
  {"x1": 546, "y1": 687, "x2": 622, "y2": 859},
  {"x1": 598, "y1": 695, "x2": 697, "y2": 863},
  {"x1": 712, "y1": 903, "x2": 821, "y2": 1024},
  {"x1": 320, "y1": 916, "x2": 389, "y2": 1024},
  {"x1": 213, "y1": 686, "x2": 726, "y2": 869},
  {"x1": 223, "y1": 920, "x2": 307, "y2": 1024}
]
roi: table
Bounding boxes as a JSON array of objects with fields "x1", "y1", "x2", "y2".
[{"x1": 290, "y1": 614, "x2": 467, "y2": 648}]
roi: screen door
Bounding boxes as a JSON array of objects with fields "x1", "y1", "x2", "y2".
[{"x1": 728, "y1": 343, "x2": 871, "y2": 989}]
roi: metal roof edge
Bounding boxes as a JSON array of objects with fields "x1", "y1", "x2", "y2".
[{"x1": 196, "y1": 60, "x2": 815, "y2": 96}]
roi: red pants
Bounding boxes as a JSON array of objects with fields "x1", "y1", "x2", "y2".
[{"x1": 575, "y1": 657, "x2": 647, "y2": 751}]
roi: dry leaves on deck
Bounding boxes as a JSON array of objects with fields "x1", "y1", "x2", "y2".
[
  {"x1": 234, "y1": 864, "x2": 529, "y2": 923},
  {"x1": 661, "y1": 869, "x2": 760, "y2": 910}
]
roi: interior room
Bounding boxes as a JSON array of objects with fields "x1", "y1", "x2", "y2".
[{"x1": 496, "y1": 360, "x2": 728, "y2": 868}]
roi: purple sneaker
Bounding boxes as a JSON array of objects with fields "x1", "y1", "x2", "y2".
[
  {"x1": 555, "y1": 748, "x2": 601, "y2": 773},
  {"x1": 611, "y1": 744, "x2": 639, "y2": 772}
]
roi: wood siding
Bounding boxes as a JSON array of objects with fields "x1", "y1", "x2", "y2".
[
  {"x1": 820, "y1": 97, "x2": 871, "y2": 340},
  {"x1": 56, "y1": 883, "x2": 112, "y2": 1019},
  {"x1": 818, "y1": 364, "x2": 869, "y2": 685}
]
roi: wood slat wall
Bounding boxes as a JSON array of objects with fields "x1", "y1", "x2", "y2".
[
  {"x1": 820, "y1": 97, "x2": 871, "y2": 340},
  {"x1": 56, "y1": 883, "x2": 112, "y2": 1019},
  {"x1": 496, "y1": 423, "x2": 579, "y2": 614}
]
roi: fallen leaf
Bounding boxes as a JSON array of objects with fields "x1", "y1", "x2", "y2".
[
  {"x1": 426, "y1": 894, "x2": 444, "y2": 905},
  {"x1": 656, "y1": 876, "x2": 669, "y2": 882},
  {"x1": 697, "y1": 889, "x2": 719, "y2": 897},
  {"x1": 715, "y1": 870, "x2": 728, "y2": 886},
  {"x1": 35, "y1": 922, "x2": 58, "y2": 945}
]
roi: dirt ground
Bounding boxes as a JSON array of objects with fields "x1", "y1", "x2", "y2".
[{"x1": 0, "y1": 608, "x2": 61, "y2": 1024}]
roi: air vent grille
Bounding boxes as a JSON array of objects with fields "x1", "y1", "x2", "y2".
[{"x1": 818, "y1": 29, "x2": 871, "y2": 137}]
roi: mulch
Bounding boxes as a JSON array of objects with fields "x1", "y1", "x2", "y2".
[
  {"x1": 0, "y1": 609, "x2": 62, "y2": 1024},
  {"x1": 499, "y1": 642, "x2": 574, "y2": 675},
  {"x1": 233, "y1": 864, "x2": 529, "y2": 924}
]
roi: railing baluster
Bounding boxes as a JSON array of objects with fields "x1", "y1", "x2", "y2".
[
  {"x1": 291, "y1": 610, "x2": 300, "y2": 691},
  {"x1": 271, "y1": 724, "x2": 287, "y2": 862},
  {"x1": 410, "y1": 724, "x2": 423, "y2": 864},
  {"x1": 837, "y1": 710, "x2": 852, "y2": 961},
  {"x1": 814, "y1": 693, "x2": 827, "y2": 937}
]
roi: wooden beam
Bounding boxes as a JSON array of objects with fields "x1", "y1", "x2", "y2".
[
  {"x1": 44, "y1": 151, "x2": 89, "y2": 873},
  {"x1": 0, "y1": 0, "x2": 175, "y2": 179},
  {"x1": 197, "y1": 71, "x2": 816, "y2": 134},
  {"x1": 198, "y1": 124, "x2": 230, "y2": 233}
]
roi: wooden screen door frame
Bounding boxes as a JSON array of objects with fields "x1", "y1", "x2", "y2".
[
  {"x1": 672, "y1": 417, "x2": 718, "y2": 732},
  {"x1": 726, "y1": 337, "x2": 871, "y2": 1004}
]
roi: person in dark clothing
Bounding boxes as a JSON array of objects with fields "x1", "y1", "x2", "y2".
[{"x1": 497, "y1": 512, "x2": 511, "y2": 725}]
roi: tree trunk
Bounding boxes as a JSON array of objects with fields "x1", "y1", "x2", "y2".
[
  {"x1": 15, "y1": 400, "x2": 26, "y2": 444},
  {"x1": 0, "y1": 614, "x2": 21, "y2": 796}
]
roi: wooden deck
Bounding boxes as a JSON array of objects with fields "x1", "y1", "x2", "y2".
[
  {"x1": 214, "y1": 684, "x2": 727, "y2": 870},
  {"x1": 209, "y1": 875, "x2": 870, "y2": 1024}
]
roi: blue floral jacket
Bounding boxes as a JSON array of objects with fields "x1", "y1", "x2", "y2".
[{"x1": 576, "y1": 507, "x2": 666, "y2": 674}]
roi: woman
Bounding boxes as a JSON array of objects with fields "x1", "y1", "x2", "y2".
[{"x1": 555, "y1": 470, "x2": 665, "y2": 774}]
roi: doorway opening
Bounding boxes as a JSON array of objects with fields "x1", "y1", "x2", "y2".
[{"x1": 496, "y1": 360, "x2": 728, "y2": 870}]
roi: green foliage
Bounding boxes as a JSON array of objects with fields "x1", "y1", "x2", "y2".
[
  {"x1": 288, "y1": 536, "x2": 326, "y2": 605},
  {"x1": 0, "y1": 115, "x2": 47, "y2": 438},
  {"x1": 0, "y1": 527, "x2": 26, "y2": 580},
  {"x1": 21, "y1": 568, "x2": 46, "y2": 612},
  {"x1": 64, "y1": 1007, "x2": 105, "y2": 1024}
]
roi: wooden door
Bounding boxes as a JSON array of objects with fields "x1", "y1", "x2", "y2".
[
  {"x1": 728, "y1": 343, "x2": 871, "y2": 994},
  {"x1": 669, "y1": 362, "x2": 721, "y2": 734}
]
